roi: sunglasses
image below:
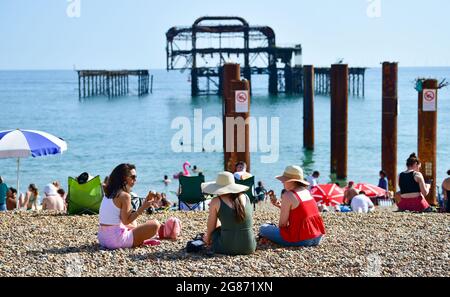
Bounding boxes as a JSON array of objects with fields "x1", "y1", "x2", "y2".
[{"x1": 129, "y1": 175, "x2": 137, "y2": 180}]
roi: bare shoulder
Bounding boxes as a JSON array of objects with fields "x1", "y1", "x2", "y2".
[
  {"x1": 281, "y1": 190, "x2": 296, "y2": 203},
  {"x1": 210, "y1": 197, "x2": 221, "y2": 208}
]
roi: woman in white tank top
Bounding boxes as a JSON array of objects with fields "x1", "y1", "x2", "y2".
[{"x1": 98, "y1": 163, "x2": 160, "y2": 249}]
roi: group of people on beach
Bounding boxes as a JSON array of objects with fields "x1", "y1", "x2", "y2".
[
  {"x1": 97, "y1": 162, "x2": 326, "y2": 254},
  {"x1": 0, "y1": 178, "x2": 66, "y2": 212},
  {"x1": 95, "y1": 152, "x2": 449, "y2": 255}
]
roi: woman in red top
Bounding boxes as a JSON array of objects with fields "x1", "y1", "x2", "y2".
[{"x1": 259, "y1": 165, "x2": 325, "y2": 247}]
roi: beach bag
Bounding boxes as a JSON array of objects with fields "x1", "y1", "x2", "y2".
[
  {"x1": 186, "y1": 233, "x2": 205, "y2": 253},
  {"x1": 158, "y1": 217, "x2": 182, "y2": 240}
]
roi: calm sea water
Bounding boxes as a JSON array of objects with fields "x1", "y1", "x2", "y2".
[{"x1": 0, "y1": 68, "x2": 449, "y2": 201}]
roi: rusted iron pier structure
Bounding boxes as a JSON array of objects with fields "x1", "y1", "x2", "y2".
[
  {"x1": 77, "y1": 70, "x2": 151, "y2": 99},
  {"x1": 166, "y1": 16, "x2": 302, "y2": 96},
  {"x1": 166, "y1": 16, "x2": 366, "y2": 97},
  {"x1": 314, "y1": 67, "x2": 366, "y2": 96}
]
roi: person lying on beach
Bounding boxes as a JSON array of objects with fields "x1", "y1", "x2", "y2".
[
  {"x1": 98, "y1": 163, "x2": 160, "y2": 250},
  {"x1": 397, "y1": 153, "x2": 432, "y2": 212},
  {"x1": 350, "y1": 191, "x2": 375, "y2": 213},
  {"x1": 22, "y1": 184, "x2": 40, "y2": 211},
  {"x1": 201, "y1": 172, "x2": 256, "y2": 255},
  {"x1": 42, "y1": 184, "x2": 65, "y2": 212},
  {"x1": 149, "y1": 192, "x2": 173, "y2": 211},
  {"x1": 259, "y1": 165, "x2": 325, "y2": 247}
]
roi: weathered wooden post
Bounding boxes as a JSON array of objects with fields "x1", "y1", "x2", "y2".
[
  {"x1": 222, "y1": 63, "x2": 251, "y2": 172},
  {"x1": 330, "y1": 64, "x2": 348, "y2": 180},
  {"x1": 418, "y1": 79, "x2": 439, "y2": 206},
  {"x1": 303, "y1": 65, "x2": 314, "y2": 150},
  {"x1": 382, "y1": 62, "x2": 398, "y2": 193},
  {"x1": 77, "y1": 72, "x2": 81, "y2": 100}
]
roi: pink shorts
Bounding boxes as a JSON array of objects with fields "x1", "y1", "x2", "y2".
[
  {"x1": 98, "y1": 224, "x2": 134, "y2": 250},
  {"x1": 398, "y1": 196, "x2": 430, "y2": 212}
]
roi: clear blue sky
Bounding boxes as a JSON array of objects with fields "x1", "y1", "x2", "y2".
[{"x1": 1, "y1": 0, "x2": 449, "y2": 70}]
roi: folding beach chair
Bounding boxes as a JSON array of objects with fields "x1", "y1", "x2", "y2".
[
  {"x1": 67, "y1": 175, "x2": 103, "y2": 215},
  {"x1": 178, "y1": 175, "x2": 206, "y2": 211},
  {"x1": 235, "y1": 176, "x2": 257, "y2": 211}
]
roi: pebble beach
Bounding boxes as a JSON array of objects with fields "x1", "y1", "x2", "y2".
[{"x1": 1, "y1": 205, "x2": 448, "y2": 277}]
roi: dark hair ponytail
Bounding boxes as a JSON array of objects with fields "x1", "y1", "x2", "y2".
[
  {"x1": 230, "y1": 193, "x2": 246, "y2": 223},
  {"x1": 105, "y1": 163, "x2": 136, "y2": 199},
  {"x1": 406, "y1": 153, "x2": 420, "y2": 167}
]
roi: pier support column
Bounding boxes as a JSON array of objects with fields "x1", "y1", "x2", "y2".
[
  {"x1": 382, "y1": 62, "x2": 398, "y2": 193},
  {"x1": 418, "y1": 79, "x2": 439, "y2": 206},
  {"x1": 223, "y1": 63, "x2": 251, "y2": 172},
  {"x1": 303, "y1": 65, "x2": 314, "y2": 150},
  {"x1": 330, "y1": 64, "x2": 348, "y2": 180},
  {"x1": 78, "y1": 73, "x2": 81, "y2": 100}
]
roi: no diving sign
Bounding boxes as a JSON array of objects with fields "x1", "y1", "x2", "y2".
[
  {"x1": 423, "y1": 89, "x2": 437, "y2": 112},
  {"x1": 235, "y1": 90, "x2": 249, "y2": 113}
]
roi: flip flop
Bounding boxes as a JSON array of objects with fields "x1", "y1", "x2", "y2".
[{"x1": 143, "y1": 239, "x2": 161, "y2": 246}]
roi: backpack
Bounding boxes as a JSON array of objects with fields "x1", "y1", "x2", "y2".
[{"x1": 158, "y1": 217, "x2": 182, "y2": 240}]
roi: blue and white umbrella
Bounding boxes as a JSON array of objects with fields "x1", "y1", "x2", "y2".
[{"x1": 0, "y1": 129, "x2": 68, "y2": 209}]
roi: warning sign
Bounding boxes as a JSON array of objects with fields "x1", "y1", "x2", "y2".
[
  {"x1": 235, "y1": 90, "x2": 249, "y2": 113},
  {"x1": 423, "y1": 89, "x2": 436, "y2": 112}
]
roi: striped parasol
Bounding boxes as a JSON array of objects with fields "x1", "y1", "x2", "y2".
[
  {"x1": 0, "y1": 129, "x2": 68, "y2": 209},
  {"x1": 310, "y1": 184, "x2": 345, "y2": 206}
]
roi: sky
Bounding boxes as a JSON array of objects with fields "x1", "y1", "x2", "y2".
[{"x1": 1, "y1": 0, "x2": 449, "y2": 70}]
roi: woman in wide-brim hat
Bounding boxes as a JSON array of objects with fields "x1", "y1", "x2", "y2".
[
  {"x1": 201, "y1": 171, "x2": 256, "y2": 256},
  {"x1": 259, "y1": 165, "x2": 325, "y2": 247}
]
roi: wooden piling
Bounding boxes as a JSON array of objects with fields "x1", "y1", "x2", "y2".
[
  {"x1": 330, "y1": 64, "x2": 348, "y2": 179},
  {"x1": 418, "y1": 79, "x2": 438, "y2": 206},
  {"x1": 382, "y1": 62, "x2": 398, "y2": 193},
  {"x1": 303, "y1": 65, "x2": 314, "y2": 150}
]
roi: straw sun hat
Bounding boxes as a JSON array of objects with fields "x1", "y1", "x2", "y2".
[
  {"x1": 202, "y1": 172, "x2": 249, "y2": 196},
  {"x1": 275, "y1": 165, "x2": 310, "y2": 186}
]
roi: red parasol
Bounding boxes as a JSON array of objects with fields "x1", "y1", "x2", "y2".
[{"x1": 310, "y1": 184, "x2": 345, "y2": 206}]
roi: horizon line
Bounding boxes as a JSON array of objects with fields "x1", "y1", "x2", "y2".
[{"x1": 1, "y1": 65, "x2": 450, "y2": 71}]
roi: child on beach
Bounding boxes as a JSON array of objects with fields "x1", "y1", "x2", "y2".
[
  {"x1": 259, "y1": 165, "x2": 325, "y2": 247},
  {"x1": 98, "y1": 164, "x2": 161, "y2": 250}
]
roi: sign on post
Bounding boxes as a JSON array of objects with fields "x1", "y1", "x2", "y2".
[
  {"x1": 423, "y1": 89, "x2": 437, "y2": 112},
  {"x1": 235, "y1": 90, "x2": 249, "y2": 113}
]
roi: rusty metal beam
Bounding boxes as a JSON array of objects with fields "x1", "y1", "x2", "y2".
[
  {"x1": 418, "y1": 79, "x2": 438, "y2": 206},
  {"x1": 330, "y1": 64, "x2": 348, "y2": 179},
  {"x1": 382, "y1": 62, "x2": 398, "y2": 193},
  {"x1": 303, "y1": 65, "x2": 314, "y2": 150}
]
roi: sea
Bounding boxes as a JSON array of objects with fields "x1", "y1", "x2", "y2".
[{"x1": 0, "y1": 68, "x2": 449, "y2": 202}]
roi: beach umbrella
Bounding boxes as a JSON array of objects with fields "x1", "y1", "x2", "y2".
[
  {"x1": 310, "y1": 184, "x2": 345, "y2": 206},
  {"x1": 0, "y1": 129, "x2": 68, "y2": 209},
  {"x1": 354, "y1": 183, "x2": 387, "y2": 198}
]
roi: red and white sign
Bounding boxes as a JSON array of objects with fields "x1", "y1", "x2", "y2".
[
  {"x1": 423, "y1": 89, "x2": 437, "y2": 112},
  {"x1": 235, "y1": 90, "x2": 249, "y2": 113}
]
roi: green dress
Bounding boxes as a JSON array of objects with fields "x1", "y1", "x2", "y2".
[{"x1": 212, "y1": 195, "x2": 256, "y2": 255}]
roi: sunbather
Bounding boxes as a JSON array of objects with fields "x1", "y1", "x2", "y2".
[
  {"x1": 397, "y1": 153, "x2": 432, "y2": 212},
  {"x1": 259, "y1": 165, "x2": 325, "y2": 247},
  {"x1": 202, "y1": 172, "x2": 256, "y2": 255},
  {"x1": 98, "y1": 164, "x2": 160, "y2": 250}
]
